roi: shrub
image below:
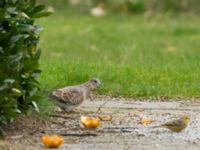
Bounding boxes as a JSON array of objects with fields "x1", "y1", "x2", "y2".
[{"x1": 0, "y1": 0, "x2": 51, "y2": 124}]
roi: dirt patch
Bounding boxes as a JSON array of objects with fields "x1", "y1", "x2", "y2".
[{"x1": 2, "y1": 97, "x2": 200, "y2": 150}]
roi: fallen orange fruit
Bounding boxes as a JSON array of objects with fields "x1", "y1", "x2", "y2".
[
  {"x1": 140, "y1": 117, "x2": 155, "y2": 125},
  {"x1": 81, "y1": 116, "x2": 101, "y2": 129},
  {"x1": 41, "y1": 135, "x2": 64, "y2": 148},
  {"x1": 99, "y1": 115, "x2": 112, "y2": 121}
]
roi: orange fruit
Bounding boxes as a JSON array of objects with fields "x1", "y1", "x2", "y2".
[
  {"x1": 41, "y1": 135, "x2": 64, "y2": 148},
  {"x1": 99, "y1": 115, "x2": 112, "y2": 121},
  {"x1": 81, "y1": 116, "x2": 101, "y2": 129}
]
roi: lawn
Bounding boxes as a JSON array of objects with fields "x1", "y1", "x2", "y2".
[{"x1": 38, "y1": 13, "x2": 200, "y2": 98}]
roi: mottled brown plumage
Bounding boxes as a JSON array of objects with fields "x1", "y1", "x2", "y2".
[{"x1": 49, "y1": 78, "x2": 101, "y2": 111}]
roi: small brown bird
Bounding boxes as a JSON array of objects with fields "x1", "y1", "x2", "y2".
[
  {"x1": 153, "y1": 116, "x2": 190, "y2": 132},
  {"x1": 49, "y1": 78, "x2": 101, "y2": 112}
]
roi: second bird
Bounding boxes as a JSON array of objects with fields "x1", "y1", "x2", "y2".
[
  {"x1": 153, "y1": 116, "x2": 190, "y2": 132},
  {"x1": 49, "y1": 78, "x2": 101, "y2": 112}
]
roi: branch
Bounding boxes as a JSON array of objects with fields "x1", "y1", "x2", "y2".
[{"x1": 59, "y1": 132, "x2": 97, "y2": 137}]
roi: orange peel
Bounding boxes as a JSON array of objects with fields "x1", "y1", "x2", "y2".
[{"x1": 140, "y1": 117, "x2": 155, "y2": 125}]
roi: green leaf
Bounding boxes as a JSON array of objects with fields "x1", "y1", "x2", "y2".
[
  {"x1": 21, "y1": 73, "x2": 29, "y2": 79},
  {"x1": 14, "y1": 108, "x2": 21, "y2": 113},
  {"x1": 29, "y1": 87, "x2": 38, "y2": 97},
  {"x1": 0, "y1": 8, "x2": 6, "y2": 18},
  {"x1": 32, "y1": 78, "x2": 40, "y2": 84},
  {"x1": 29, "y1": 0, "x2": 36, "y2": 6},
  {"x1": 31, "y1": 101, "x2": 40, "y2": 112},
  {"x1": 0, "y1": 116, "x2": 8, "y2": 125},
  {"x1": 9, "y1": 53, "x2": 23, "y2": 64},
  {"x1": 6, "y1": 7, "x2": 17, "y2": 15},
  {"x1": 0, "y1": 47, "x2": 4, "y2": 54},
  {"x1": 31, "y1": 69, "x2": 41, "y2": 78},
  {"x1": 11, "y1": 88, "x2": 22, "y2": 97},
  {"x1": 35, "y1": 26, "x2": 43, "y2": 32},
  {"x1": 31, "y1": 5, "x2": 45, "y2": 15},
  {"x1": 10, "y1": 34, "x2": 29, "y2": 45},
  {"x1": 0, "y1": 32, "x2": 11, "y2": 41},
  {"x1": 0, "y1": 85, "x2": 8, "y2": 92},
  {"x1": 33, "y1": 11, "x2": 52, "y2": 18},
  {"x1": 19, "y1": 12, "x2": 30, "y2": 19},
  {"x1": 19, "y1": 24, "x2": 43, "y2": 33},
  {"x1": 11, "y1": 0, "x2": 18, "y2": 4},
  {"x1": 3, "y1": 79, "x2": 15, "y2": 84},
  {"x1": 34, "y1": 48, "x2": 41, "y2": 60},
  {"x1": 19, "y1": 24, "x2": 35, "y2": 32},
  {"x1": 31, "y1": 73, "x2": 40, "y2": 78},
  {"x1": 0, "y1": 1, "x2": 5, "y2": 7}
]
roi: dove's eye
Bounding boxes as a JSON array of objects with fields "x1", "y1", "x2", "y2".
[{"x1": 91, "y1": 78, "x2": 100, "y2": 84}]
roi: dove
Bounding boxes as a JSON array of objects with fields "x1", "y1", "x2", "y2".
[
  {"x1": 153, "y1": 116, "x2": 190, "y2": 132},
  {"x1": 49, "y1": 78, "x2": 101, "y2": 112}
]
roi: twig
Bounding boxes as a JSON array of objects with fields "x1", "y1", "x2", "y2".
[
  {"x1": 59, "y1": 132, "x2": 98, "y2": 137},
  {"x1": 97, "y1": 129, "x2": 128, "y2": 133},
  {"x1": 103, "y1": 127, "x2": 137, "y2": 130},
  {"x1": 94, "y1": 127, "x2": 137, "y2": 133},
  {"x1": 96, "y1": 101, "x2": 108, "y2": 113}
]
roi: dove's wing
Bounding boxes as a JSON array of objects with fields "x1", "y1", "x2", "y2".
[{"x1": 52, "y1": 88, "x2": 84, "y2": 105}]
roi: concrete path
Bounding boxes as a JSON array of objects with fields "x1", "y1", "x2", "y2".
[
  {"x1": 52, "y1": 99, "x2": 200, "y2": 150},
  {"x1": 6, "y1": 97, "x2": 200, "y2": 150}
]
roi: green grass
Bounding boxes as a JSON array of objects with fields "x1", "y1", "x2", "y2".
[{"x1": 38, "y1": 13, "x2": 200, "y2": 98}]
